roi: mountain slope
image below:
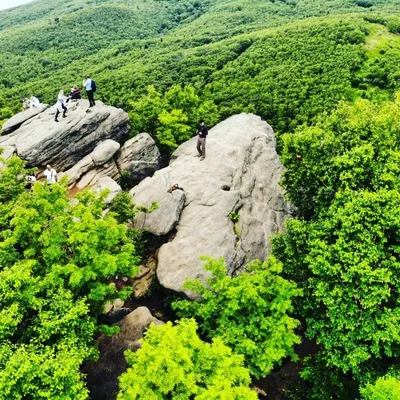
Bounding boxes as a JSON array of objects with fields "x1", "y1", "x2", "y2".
[{"x1": 1, "y1": 0, "x2": 400, "y2": 133}]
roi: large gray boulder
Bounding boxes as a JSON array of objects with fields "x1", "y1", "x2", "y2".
[
  {"x1": 1, "y1": 104, "x2": 49, "y2": 135},
  {"x1": 117, "y1": 133, "x2": 161, "y2": 182},
  {"x1": 0, "y1": 100, "x2": 130, "y2": 171},
  {"x1": 131, "y1": 113, "x2": 291, "y2": 298},
  {"x1": 130, "y1": 180, "x2": 185, "y2": 236},
  {"x1": 91, "y1": 139, "x2": 121, "y2": 165},
  {"x1": 60, "y1": 139, "x2": 120, "y2": 188}
]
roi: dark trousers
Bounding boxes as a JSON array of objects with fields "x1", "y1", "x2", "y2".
[
  {"x1": 197, "y1": 136, "x2": 206, "y2": 157},
  {"x1": 55, "y1": 104, "x2": 67, "y2": 120},
  {"x1": 87, "y1": 90, "x2": 95, "y2": 107}
]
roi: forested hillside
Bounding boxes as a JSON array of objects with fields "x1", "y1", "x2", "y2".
[
  {"x1": 1, "y1": 0, "x2": 400, "y2": 132},
  {"x1": 1, "y1": 0, "x2": 400, "y2": 399}
]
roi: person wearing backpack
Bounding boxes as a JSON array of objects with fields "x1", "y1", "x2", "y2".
[{"x1": 83, "y1": 75, "x2": 96, "y2": 107}]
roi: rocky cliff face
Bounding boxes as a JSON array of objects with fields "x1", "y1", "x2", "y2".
[
  {"x1": 1, "y1": 108, "x2": 290, "y2": 300},
  {"x1": 0, "y1": 100, "x2": 161, "y2": 190},
  {"x1": 130, "y1": 113, "x2": 291, "y2": 298},
  {"x1": 0, "y1": 100, "x2": 130, "y2": 170}
]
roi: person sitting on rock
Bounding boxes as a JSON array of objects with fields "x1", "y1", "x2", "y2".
[
  {"x1": 29, "y1": 95, "x2": 41, "y2": 109},
  {"x1": 167, "y1": 183, "x2": 184, "y2": 193},
  {"x1": 55, "y1": 90, "x2": 67, "y2": 122},
  {"x1": 69, "y1": 86, "x2": 81, "y2": 101},
  {"x1": 22, "y1": 98, "x2": 30, "y2": 111},
  {"x1": 196, "y1": 119, "x2": 208, "y2": 161},
  {"x1": 43, "y1": 165, "x2": 57, "y2": 184}
]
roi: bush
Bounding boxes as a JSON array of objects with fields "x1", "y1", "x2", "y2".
[
  {"x1": 172, "y1": 257, "x2": 301, "y2": 378},
  {"x1": 117, "y1": 319, "x2": 258, "y2": 400}
]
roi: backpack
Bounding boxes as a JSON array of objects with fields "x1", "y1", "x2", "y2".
[{"x1": 92, "y1": 80, "x2": 97, "y2": 92}]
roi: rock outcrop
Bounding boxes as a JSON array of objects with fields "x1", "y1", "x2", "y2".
[
  {"x1": 92, "y1": 176, "x2": 122, "y2": 204},
  {"x1": 0, "y1": 100, "x2": 130, "y2": 171},
  {"x1": 117, "y1": 133, "x2": 161, "y2": 183},
  {"x1": 1, "y1": 102, "x2": 162, "y2": 193},
  {"x1": 130, "y1": 181, "x2": 185, "y2": 236},
  {"x1": 131, "y1": 113, "x2": 291, "y2": 298},
  {"x1": 82, "y1": 307, "x2": 163, "y2": 400},
  {"x1": 60, "y1": 139, "x2": 121, "y2": 188},
  {"x1": 1, "y1": 104, "x2": 49, "y2": 136}
]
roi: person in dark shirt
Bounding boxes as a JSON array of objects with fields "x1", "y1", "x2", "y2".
[
  {"x1": 196, "y1": 120, "x2": 208, "y2": 161},
  {"x1": 70, "y1": 87, "x2": 82, "y2": 100}
]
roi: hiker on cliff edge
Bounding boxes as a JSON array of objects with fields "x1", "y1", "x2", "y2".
[
  {"x1": 55, "y1": 90, "x2": 67, "y2": 122},
  {"x1": 196, "y1": 120, "x2": 208, "y2": 161},
  {"x1": 83, "y1": 75, "x2": 96, "y2": 107}
]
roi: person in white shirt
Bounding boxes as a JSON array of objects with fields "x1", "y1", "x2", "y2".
[
  {"x1": 25, "y1": 175, "x2": 37, "y2": 190},
  {"x1": 83, "y1": 75, "x2": 96, "y2": 107},
  {"x1": 55, "y1": 90, "x2": 67, "y2": 122},
  {"x1": 29, "y1": 96, "x2": 41, "y2": 109},
  {"x1": 44, "y1": 165, "x2": 57, "y2": 184}
]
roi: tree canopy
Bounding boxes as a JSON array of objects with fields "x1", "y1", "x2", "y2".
[
  {"x1": 172, "y1": 257, "x2": 301, "y2": 378},
  {"x1": 273, "y1": 96, "x2": 400, "y2": 397},
  {"x1": 118, "y1": 319, "x2": 258, "y2": 400},
  {"x1": 0, "y1": 156, "x2": 140, "y2": 399}
]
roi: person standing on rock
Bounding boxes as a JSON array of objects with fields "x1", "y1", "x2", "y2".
[
  {"x1": 44, "y1": 165, "x2": 57, "y2": 184},
  {"x1": 196, "y1": 120, "x2": 208, "y2": 161},
  {"x1": 55, "y1": 90, "x2": 67, "y2": 122},
  {"x1": 83, "y1": 75, "x2": 96, "y2": 107}
]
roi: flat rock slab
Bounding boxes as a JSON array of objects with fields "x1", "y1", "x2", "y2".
[
  {"x1": 1, "y1": 104, "x2": 49, "y2": 135},
  {"x1": 1, "y1": 100, "x2": 130, "y2": 171},
  {"x1": 130, "y1": 113, "x2": 291, "y2": 298}
]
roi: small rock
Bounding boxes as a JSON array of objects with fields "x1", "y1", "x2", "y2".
[
  {"x1": 91, "y1": 176, "x2": 122, "y2": 204},
  {"x1": 91, "y1": 139, "x2": 121, "y2": 166}
]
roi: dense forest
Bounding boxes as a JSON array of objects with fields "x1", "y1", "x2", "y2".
[{"x1": 1, "y1": 0, "x2": 400, "y2": 399}]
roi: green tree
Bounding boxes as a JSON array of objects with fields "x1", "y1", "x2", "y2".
[
  {"x1": 0, "y1": 153, "x2": 34, "y2": 232},
  {"x1": 158, "y1": 108, "x2": 192, "y2": 149},
  {"x1": 129, "y1": 84, "x2": 219, "y2": 152},
  {"x1": 279, "y1": 97, "x2": 400, "y2": 218},
  {"x1": 172, "y1": 257, "x2": 301, "y2": 378},
  {"x1": 361, "y1": 376, "x2": 400, "y2": 400},
  {"x1": 118, "y1": 319, "x2": 258, "y2": 400},
  {"x1": 273, "y1": 96, "x2": 400, "y2": 396},
  {"x1": 128, "y1": 85, "x2": 166, "y2": 135},
  {"x1": 0, "y1": 172, "x2": 140, "y2": 398}
]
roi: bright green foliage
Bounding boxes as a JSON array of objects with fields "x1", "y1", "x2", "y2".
[
  {"x1": 0, "y1": 154, "x2": 34, "y2": 232},
  {"x1": 2, "y1": 1, "x2": 400, "y2": 139},
  {"x1": 0, "y1": 96, "x2": 13, "y2": 127},
  {"x1": 280, "y1": 97, "x2": 400, "y2": 218},
  {"x1": 273, "y1": 97, "x2": 400, "y2": 395},
  {"x1": 0, "y1": 166, "x2": 141, "y2": 398},
  {"x1": 0, "y1": 343, "x2": 90, "y2": 400},
  {"x1": 129, "y1": 84, "x2": 219, "y2": 151},
  {"x1": 361, "y1": 376, "x2": 400, "y2": 400},
  {"x1": 172, "y1": 257, "x2": 301, "y2": 378},
  {"x1": 118, "y1": 319, "x2": 257, "y2": 400},
  {"x1": 1, "y1": 181, "x2": 139, "y2": 307}
]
